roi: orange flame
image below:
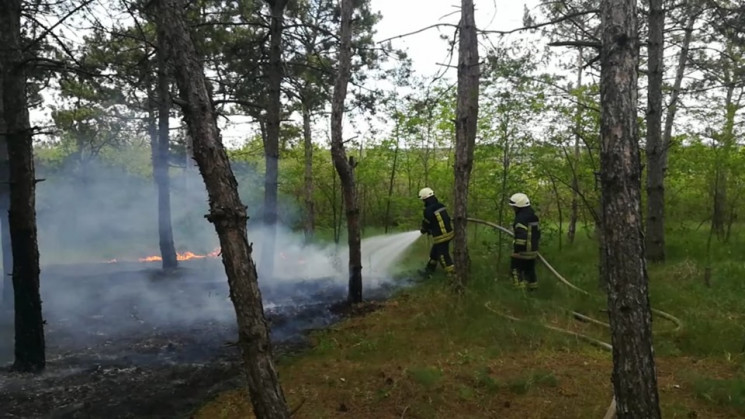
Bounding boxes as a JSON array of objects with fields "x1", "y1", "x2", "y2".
[{"x1": 137, "y1": 248, "x2": 221, "y2": 263}]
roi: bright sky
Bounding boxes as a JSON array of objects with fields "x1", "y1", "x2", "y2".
[
  {"x1": 32, "y1": 0, "x2": 543, "y2": 147},
  {"x1": 371, "y1": 0, "x2": 539, "y2": 78}
]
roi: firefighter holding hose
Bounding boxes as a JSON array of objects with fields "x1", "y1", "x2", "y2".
[
  {"x1": 508, "y1": 192, "x2": 541, "y2": 290},
  {"x1": 417, "y1": 187, "x2": 456, "y2": 279}
]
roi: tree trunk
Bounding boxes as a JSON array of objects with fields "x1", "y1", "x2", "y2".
[
  {"x1": 330, "y1": 0, "x2": 362, "y2": 303},
  {"x1": 0, "y1": 77, "x2": 13, "y2": 307},
  {"x1": 453, "y1": 0, "x2": 480, "y2": 290},
  {"x1": 568, "y1": 48, "x2": 583, "y2": 245},
  {"x1": 599, "y1": 0, "x2": 661, "y2": 417},
  {"x1": 155, "y1": 34, "x2": 178, "y2": 270},
  {"x1": 712, "y1": 83, "x2": 736, "y2": 240},
  {"x1": 644, "y1": 0, "x2": 666, "y2": 263},
  {"x1": 384, "y1": 124, "x2": 400, "y2": 234},
  {"x1": 662, "y1": 13, "x2": 694, "y2": 158},
  {"x1": 1, "y1": 0, "x2": 46, "y2": 372},
  {"x1": 302, "y1": 103, "x2": 314, "y2": 242},
  {"x1": 152, "y1": 1, "x2": 290, "y2": 417},
  {"x1": 262, "y1": 0, "x2": 289, "y2": 278}
]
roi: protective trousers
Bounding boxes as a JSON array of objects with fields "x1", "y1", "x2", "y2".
[
  {"x1": 511, "y1": 257, "x2": 537, "y2": 290},
  {"x1": 425, "y1": 240, "x2": 455, "y2": 275}
]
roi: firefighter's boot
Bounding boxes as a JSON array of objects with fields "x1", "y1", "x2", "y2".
[
  {"x1": 444, "y1": 264, "x2": 456, "y2": 281},
  {"x1": 417, "y1": 259, "x2": 438, "y2": 279},
  {"x1": 512, "y1": 269, "x2": 526, "y2": 290}
]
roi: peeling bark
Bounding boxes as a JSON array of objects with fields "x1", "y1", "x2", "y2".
[
  {"x1": 152, "y1": 0, "x2": 290, "y2": 416},
  {"x1": 600, "y1": 0, "x2": 661, "y2": 417}
]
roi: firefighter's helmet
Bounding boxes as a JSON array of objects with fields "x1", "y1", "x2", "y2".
[
  {"x1": 418, "y1": 187, "x2": 435, "y2": 200},
  {"x1": 508, "y1": 193, "x2": 530, "y2": 208}
]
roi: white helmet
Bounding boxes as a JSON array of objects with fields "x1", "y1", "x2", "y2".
[
  {"x1": 418, "y1": 187, "x2": 434, "y2": 200},
  {"x1": 509, "y1": 193, "x2": 530, "y2": 208}
]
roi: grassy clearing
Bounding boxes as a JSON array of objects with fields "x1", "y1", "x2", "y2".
[{"x1": 195, "y1": 224, "x2": 745, "y2": 418}]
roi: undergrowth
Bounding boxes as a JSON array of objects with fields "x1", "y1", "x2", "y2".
[{"x1": 193, "y1": 223, "x2": 745, "y2": 418}]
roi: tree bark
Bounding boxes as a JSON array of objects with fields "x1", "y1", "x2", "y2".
[
  {"x1": 568, "y1": 48, "x2": 583, "y2": 245},
  {"x1": 1, "y1": 0, "x2": 46, "y2": 372},
  {"x1": 0, "y1": 75, "x2": 13, "y2": 307},
  {"x1": 644, "y1": 0, "x2": 666, "y2": 262},
  {"x1": 152, "y1": 1, "x2": 290, "y2": 417},
  {"x1": 262, "y1": 0, "x2": 289, "y2": 278},
  {"x1": 384, "y1": 123, "x2": 400, "y2": 234},
  {"x1": 661, "y1": 13, "x2": 695, "y2": 183},
  {"x1": 453, "y1": 0, "x2": 480, "y2": 290},
  {"x1": 599, "y1": 0, "x2": 661, "y2": 417},
  {"x1": 302, "y1": 103, "x2": 314, "y2": 242},
  {"x1": 155, "y1": 32, "x2": 178, "y2": 270},
  {"x1": 330, "y1": 0, "x2": 362, "y2": 303}
]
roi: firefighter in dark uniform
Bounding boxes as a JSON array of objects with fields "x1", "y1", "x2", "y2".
[
  {"x1": 508, "y1": 192, "x2": 541, "y2": 290},
  {"x1": 418, "y1": 187, "x2": 455, "y2": 278}
]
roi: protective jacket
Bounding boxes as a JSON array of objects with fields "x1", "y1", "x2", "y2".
[
  {"x1": 512, "y1": 206, "x2": 540, "y2": 259},
  {"x1": 421, "y1": 196, "x2": 454, "y2": 244}
]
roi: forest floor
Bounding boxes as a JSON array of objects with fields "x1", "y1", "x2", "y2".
[
  {"x1": 195, "y1": 229, "x2": 745, "y2": 419},
  {"x1": 2, "y1": 228, "x2": 744, "y2": 418},
  {"x1": 0, "y1": 260, "x2": 377, "y2": 419}
]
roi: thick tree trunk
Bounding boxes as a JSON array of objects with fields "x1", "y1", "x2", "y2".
[
  {"x1": 644, "y1": 0, "x2": 666, "y2": 263},
  {"x1": 453, "y1": 0, "x2": 480, "y2": 290},
  {"x1": 0, "y1": 78, "x2": 13, "y2": 307},
  {"x1": 568, "y1": 49, "x2": 583, "y2": 245},
  {"x1": 155, "y1": 35, "x2": 178, "y2": 270},
  {"x1": 330, "y1": 0, "x2": 362, "y2": 303},
  {"x1": 599, "y1": 0, "x2": 661, "y2": 417},
  {"x1": 152, "y1": 1, "x2": 290, "y2": 417},
  {"x1": 262, "y1": 0, "x2": 289, "y2": 278},
  {"x1": 1, "y1": 0, "x2": 46, "y2": 372},
  {"x1": 302, "y1": 103, "x2": 314, "y2": 242}
]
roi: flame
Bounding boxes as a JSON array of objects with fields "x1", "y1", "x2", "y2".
[{"x1": 137, "y1": 248, "x2": 221, "y2": 263}]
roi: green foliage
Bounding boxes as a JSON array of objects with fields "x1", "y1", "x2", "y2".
[{"x1": 690, "y1": 374, "x2": 745, "y2": 413}]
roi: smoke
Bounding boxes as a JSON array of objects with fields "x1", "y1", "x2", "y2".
[{"x1": 0, "y1": 156, "x2": 422, "y2": 365}]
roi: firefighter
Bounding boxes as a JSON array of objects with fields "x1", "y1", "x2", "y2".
[
  {"x1": 418, "y1": 187, "x2": 455, "y2": 278},
  {"x1": 508, "y1": 192, "x2": 541, "y2": 290}
]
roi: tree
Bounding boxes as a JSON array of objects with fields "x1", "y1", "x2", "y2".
[
  {"x1": 330, "y1": 0, "x2": 362, "y2": 303},
  {"x1": 261, "y1": 0, "x2": 290, "y2": 278},
  {"x1": 0, "y1": 0, "x2": 46, "y2": 372},
  {"x1": 452, "y1": 0, "x2": 479, "y2": 290},
  {"x1": 151, "y1": 0, "x2": 290, "y2": 416},
  {"x1": 599, "y1": 0, "x2": 661, "y2": 416},
  {"x1": 0, "y1": 78, "x2": 12, "y2": 307},
  {"x1": 644, "y1": 0, "x2": 666, "y2": 262},
  {"x1": 153, "y1": 17, "x2": 178, "y2": 270}
]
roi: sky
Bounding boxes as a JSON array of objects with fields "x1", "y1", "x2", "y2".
[
  {"x1": 30, "y1": 0, "x2": 542, "y2": 148},
  {"x1": 370, "y1": 0, "x2": 539, "y2": 79},
  {"x1": 218, "y1": 0, "x2": 543, "y2": 145}
]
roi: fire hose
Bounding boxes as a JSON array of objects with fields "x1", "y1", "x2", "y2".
[{"x1": 467, "y1": 217, "x2": 683, "y2": 418}]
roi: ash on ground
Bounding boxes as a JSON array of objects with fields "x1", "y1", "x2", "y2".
[{"x1": 0, "y1": 259, "x2": 404, "y2": 419}]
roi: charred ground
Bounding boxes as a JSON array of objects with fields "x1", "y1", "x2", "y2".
[{"x1": 0, "y1": 258, "x2": 402, "y2": 418}]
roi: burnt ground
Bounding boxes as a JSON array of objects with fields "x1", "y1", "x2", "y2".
[{"x1": 0, "y1": 259, "x2": 404, "y2": 419}]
